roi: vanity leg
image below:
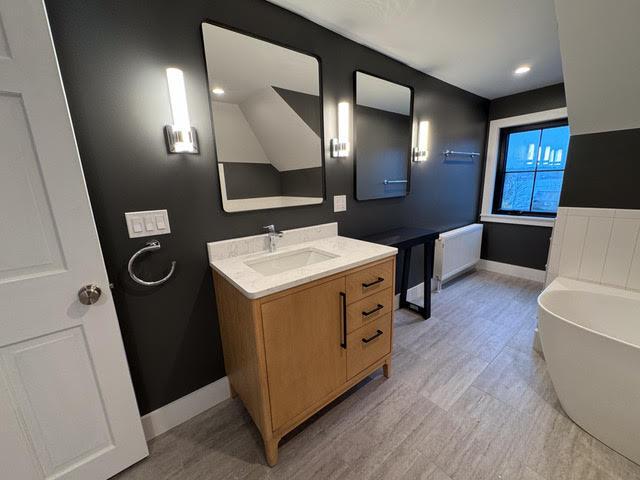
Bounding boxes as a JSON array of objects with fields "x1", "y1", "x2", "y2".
[
  {"x1": 264, "y1": 437, "x2": 279, "y2": 467},
  {"x1": 383, "y1": 359, "x2": 392, "y2": 378}
]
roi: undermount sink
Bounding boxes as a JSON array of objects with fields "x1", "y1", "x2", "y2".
[{"x1": 245, "y1": 247, "x2": 338, "y2": 276}]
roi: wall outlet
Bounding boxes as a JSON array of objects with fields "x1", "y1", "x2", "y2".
[
  {"x1": 125, "y1": 209, "x2": 171, "y2": 238},
  {"x1": 333, "y1": 195, "x2": 347, "y2": 213}
]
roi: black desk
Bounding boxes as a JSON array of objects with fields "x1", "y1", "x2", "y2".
[{"x1": 363, "y1": 227, "x2": 439, "y2": 319}]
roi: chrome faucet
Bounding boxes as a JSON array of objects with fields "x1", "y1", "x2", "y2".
[{"x1": 263, "y1": 224, "x2": 284, "y2": 253}]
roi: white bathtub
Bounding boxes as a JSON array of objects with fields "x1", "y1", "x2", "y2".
[{"x1": 538, "y1": 277, "x2": 640, "y2": 465}]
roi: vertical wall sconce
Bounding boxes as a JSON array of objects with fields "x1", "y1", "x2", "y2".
[
  {"x1": 165, "y1": 67, "x2": 199, "y2": 154},
  {"x1": 330, "y1": 101, "x2": 350, "y2": 158},
  {"x1": 413, "y1": 120, "x2": 429, "y2": 162}
]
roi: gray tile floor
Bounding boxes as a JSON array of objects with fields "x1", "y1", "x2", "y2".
[{"x1": 114, "y1": 271, "x2": 640, "y2": 480}]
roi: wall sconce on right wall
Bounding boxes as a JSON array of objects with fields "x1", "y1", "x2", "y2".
[
  {"x1": 412, "y1": 120, "x2": 429, "y2": 162},
  {"x1": 330, "y1": 101, "x2": 350, "y2": 158}
]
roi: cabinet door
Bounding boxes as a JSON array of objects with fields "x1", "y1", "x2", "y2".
[{"x1": 261, "y1": 277, "x2": 347, "y2": 431}]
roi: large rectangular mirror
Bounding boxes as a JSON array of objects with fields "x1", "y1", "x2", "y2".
[
  {"x1": 355, "y1": 71, "x2": 413, "y2": 200},
  {"x1": 202, "y1": 23, "x2": 324, "y2": 212}
]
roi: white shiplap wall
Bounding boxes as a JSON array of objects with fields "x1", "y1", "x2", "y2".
[{"x1": 547, "y1": 207, "x2": 640, "y2": 290}]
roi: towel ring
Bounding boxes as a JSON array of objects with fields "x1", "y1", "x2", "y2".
[{"x1": 128, "y1": 240, "x2": 176, "y2": 287}]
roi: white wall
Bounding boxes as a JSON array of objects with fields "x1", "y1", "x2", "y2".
[
  {"x1": 554, "y1": 0, "x2": 640, "y2": 135},
  {"x1": 239, "y1": 87, "x2": 321, "y2": 171},
  {"x1": 547, "y1": 207, "x2": 640, "y2": 291},
  {"x1": 210, "y1": 101, "x2": 269, "y2": 164}
]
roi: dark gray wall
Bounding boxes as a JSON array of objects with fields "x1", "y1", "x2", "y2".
[
  {"x1": 281, "y1": 168, "x2": 323, "y2": 197},
  {"x1": 560, "y1": 128, "x2": 640, "y2": 208},
  {"x1": 355, "y1": 105, "x2": 411, "y2": 200},
  {"x1": 488, "y1": 83, "x2": 566, "y2": 120},
  {"x1": 223, "y1": 163, "x2": 323, "y2": 199},
  {"x1": 274, "y1": 87, "x2": 322, "y2": 137},
  {"x1": 45, "y1": 0, "x2": 488, "y2": 414},
  {"x1": 223, "y1": 163, "x2": 281, "y2": 199},
  {"x1": 481, "y1": 223, "x2": 550, "y2": 270},
  {"x1": 481, "y1": 83, "x2": 565, "y2": 271}
]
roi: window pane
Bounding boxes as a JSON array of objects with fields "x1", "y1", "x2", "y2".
[
  {"x1": 505, "y1": 130, "x2": 541, "y2": 171},
  {"x1": 500, "y1": 172, "x2": 534, "y2": 211},
  {"x1": 532, "y1": 171, "x2": 564, "y2": 212},
  {"x1": 538, "y1": 125, "x2": 570, "y2": 170}
]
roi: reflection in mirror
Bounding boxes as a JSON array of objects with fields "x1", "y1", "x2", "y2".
[
  {"x1": 202, "y1": 23, "x2": 324, "y2": 212},
  {"x1": 355, "y1": 72, "x2": 413, "y2": 200}
]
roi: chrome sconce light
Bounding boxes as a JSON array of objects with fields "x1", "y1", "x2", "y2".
[
  {"x1": 412, "y1": 120, "x2": 429, "y2": 162},
  {"x1": 164, "y1": 67, "x2": 199, "y2": 154},
  {"x1": 330, "y1": 101, "x2": 350, "y2": 158}
]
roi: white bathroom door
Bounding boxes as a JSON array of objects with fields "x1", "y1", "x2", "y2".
[{"x1": 0, "y1": 0, "x2": 148, "y2": 478}]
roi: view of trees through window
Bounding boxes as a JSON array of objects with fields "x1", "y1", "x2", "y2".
[{"x1": 495, "y1": 122, "x2": 570, "y2": 215}]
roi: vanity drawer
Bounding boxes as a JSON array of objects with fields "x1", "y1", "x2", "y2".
[
  {"x1": 346, "y1": 288, "x2": 392, "y2": 333},
  {"x1": 346, "y1": 259, "x2": 394, "y2": 303},
  {"x1": 347, "y1": 314, "x2": 392, "y2": 379}
]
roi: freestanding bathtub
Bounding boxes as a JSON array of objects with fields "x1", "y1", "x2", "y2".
[{"x1": 538, "y1": 277, "x2": 640, "y2": 465}]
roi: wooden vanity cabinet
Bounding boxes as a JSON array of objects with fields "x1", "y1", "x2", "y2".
[
  {"x1": 213, "y1": 257, "x2": 395, "y2": 466},
  {"x1": 261, "y1": 276, "x2": 346, "y2": 432}
]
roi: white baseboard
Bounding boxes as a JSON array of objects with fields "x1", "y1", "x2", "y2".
[
  {"x1": 477, "y1": 259, "x2": 545, "y2": 283},
  {"x1": 393, "y1": 280, "x2": 436, "y2": 309},
  {"x1": 141, "y1": 376, "x2": 230, "y2": 440},
  {"x1": 392, "y1": 261, "x2": 545, "y2": 311},
  {"x1": 143, "y1": 261, "x2": 542, "y2": 440}
]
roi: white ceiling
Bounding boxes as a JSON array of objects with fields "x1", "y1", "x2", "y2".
[
  {"x1": 356, "y1": 72, "x2": 411, "y2": 115},
  {"x1": 267, "y1": 0, "x2": 564, "y2": 99},
  {"x1": 202, "y1": 22, "x2": 319, "y2": 104}
]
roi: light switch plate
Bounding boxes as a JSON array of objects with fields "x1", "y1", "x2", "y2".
[
  {"x1": 333, "y1": 195, "x2": 347, "y2": 212},
  {"x1": 125, "y1": 209, "x2": 171, "y2": 238}
]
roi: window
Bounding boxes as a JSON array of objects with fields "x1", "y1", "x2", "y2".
[{"x1": 493, "y1": 119, "x2": 569, "y2": 217}]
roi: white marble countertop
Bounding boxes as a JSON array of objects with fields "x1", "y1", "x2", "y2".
[{"x1": 207, "y1": 223, "x2": 397, "y2": 299}]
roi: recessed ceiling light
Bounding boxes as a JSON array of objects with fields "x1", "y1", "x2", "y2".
[
  {"x1": 514, "y1": 66, "x2": 531, "y2": 75},
  {"x1": 211, "y1": 87, "x2": 225, "y2": 95}
]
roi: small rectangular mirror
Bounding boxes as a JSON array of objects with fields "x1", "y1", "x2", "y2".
[
  {"x1": 202, "y1": 23, "x2": 324, "y2": 212},
  {"x1": 355, "y1": 71, "x2": 413, "y2": 200}
]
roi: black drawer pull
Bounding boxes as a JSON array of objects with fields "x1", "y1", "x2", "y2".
[
  {"x1": 362, "y1": 277, "x2": 384, "y2": 288},
  {"x1": 362, "y1": 329, "x2": 383, "y2": 344},
  {"x1": 362, "y1": 304, "x2": 384, "y2": 317},
  {"x1": 340, "y1": 292, "x2": 347, "y2": 349}
]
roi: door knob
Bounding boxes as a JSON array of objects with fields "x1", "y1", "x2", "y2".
[{"x1": 78, "y1": 284, "x2": 102, "y2": 305}]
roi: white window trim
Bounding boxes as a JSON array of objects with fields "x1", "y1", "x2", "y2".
[{"x1": 480, "y1": 107, "x2": 568, "y2": 228}]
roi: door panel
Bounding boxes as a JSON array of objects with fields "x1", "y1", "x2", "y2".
[
  {"x1": 0, "y1": 0, "x2": 148, "y2": 478},
  {"x1": 1, "y1": 327, "x2": 113, "y2": 477},
  {"x1": 0, "y1": 14, "x2": 9, "y2": 58},
  {"x1": 0, "y1": 375, "x2": 41, "y2": 480},
  {"x1": 261, "y1": 277, "x2": 347, "y2": 431},
  {"x1": 0, "y1": 93, "x2": 65, "y2": 282}
]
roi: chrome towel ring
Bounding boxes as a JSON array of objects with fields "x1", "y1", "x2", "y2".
[{"x1": 128, "y1": 240, "x2": 176, "y2": 287}]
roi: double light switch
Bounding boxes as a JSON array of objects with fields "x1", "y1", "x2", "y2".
[{"x1": 125, "y1": 209, "x2": 171, "y2": 238}]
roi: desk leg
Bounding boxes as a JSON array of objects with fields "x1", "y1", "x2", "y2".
[
  {"x1": 422, "y1": 240, "x2": 435, "y2": 319},
  {"x1": 400, "y1": 247, "x2": 411, "y2": 309}
]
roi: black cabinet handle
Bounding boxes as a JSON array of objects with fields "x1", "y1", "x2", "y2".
[
  {"x1": 362, "y1": 329, "x2": 383, "y2": 344},
  {"x1": 362, "y1": 304, "x2": 384, "y2": 317},
  {"x1": 362, "y1": 277, "x2": 384, "y2": 288},
  {"x1": 340, "y1": 292, "x2": 347, "y2": 349}
]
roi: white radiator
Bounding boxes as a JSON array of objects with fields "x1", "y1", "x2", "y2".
[{"x1": 434, "y1": 223, "x2": 483, "y2": 291}]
